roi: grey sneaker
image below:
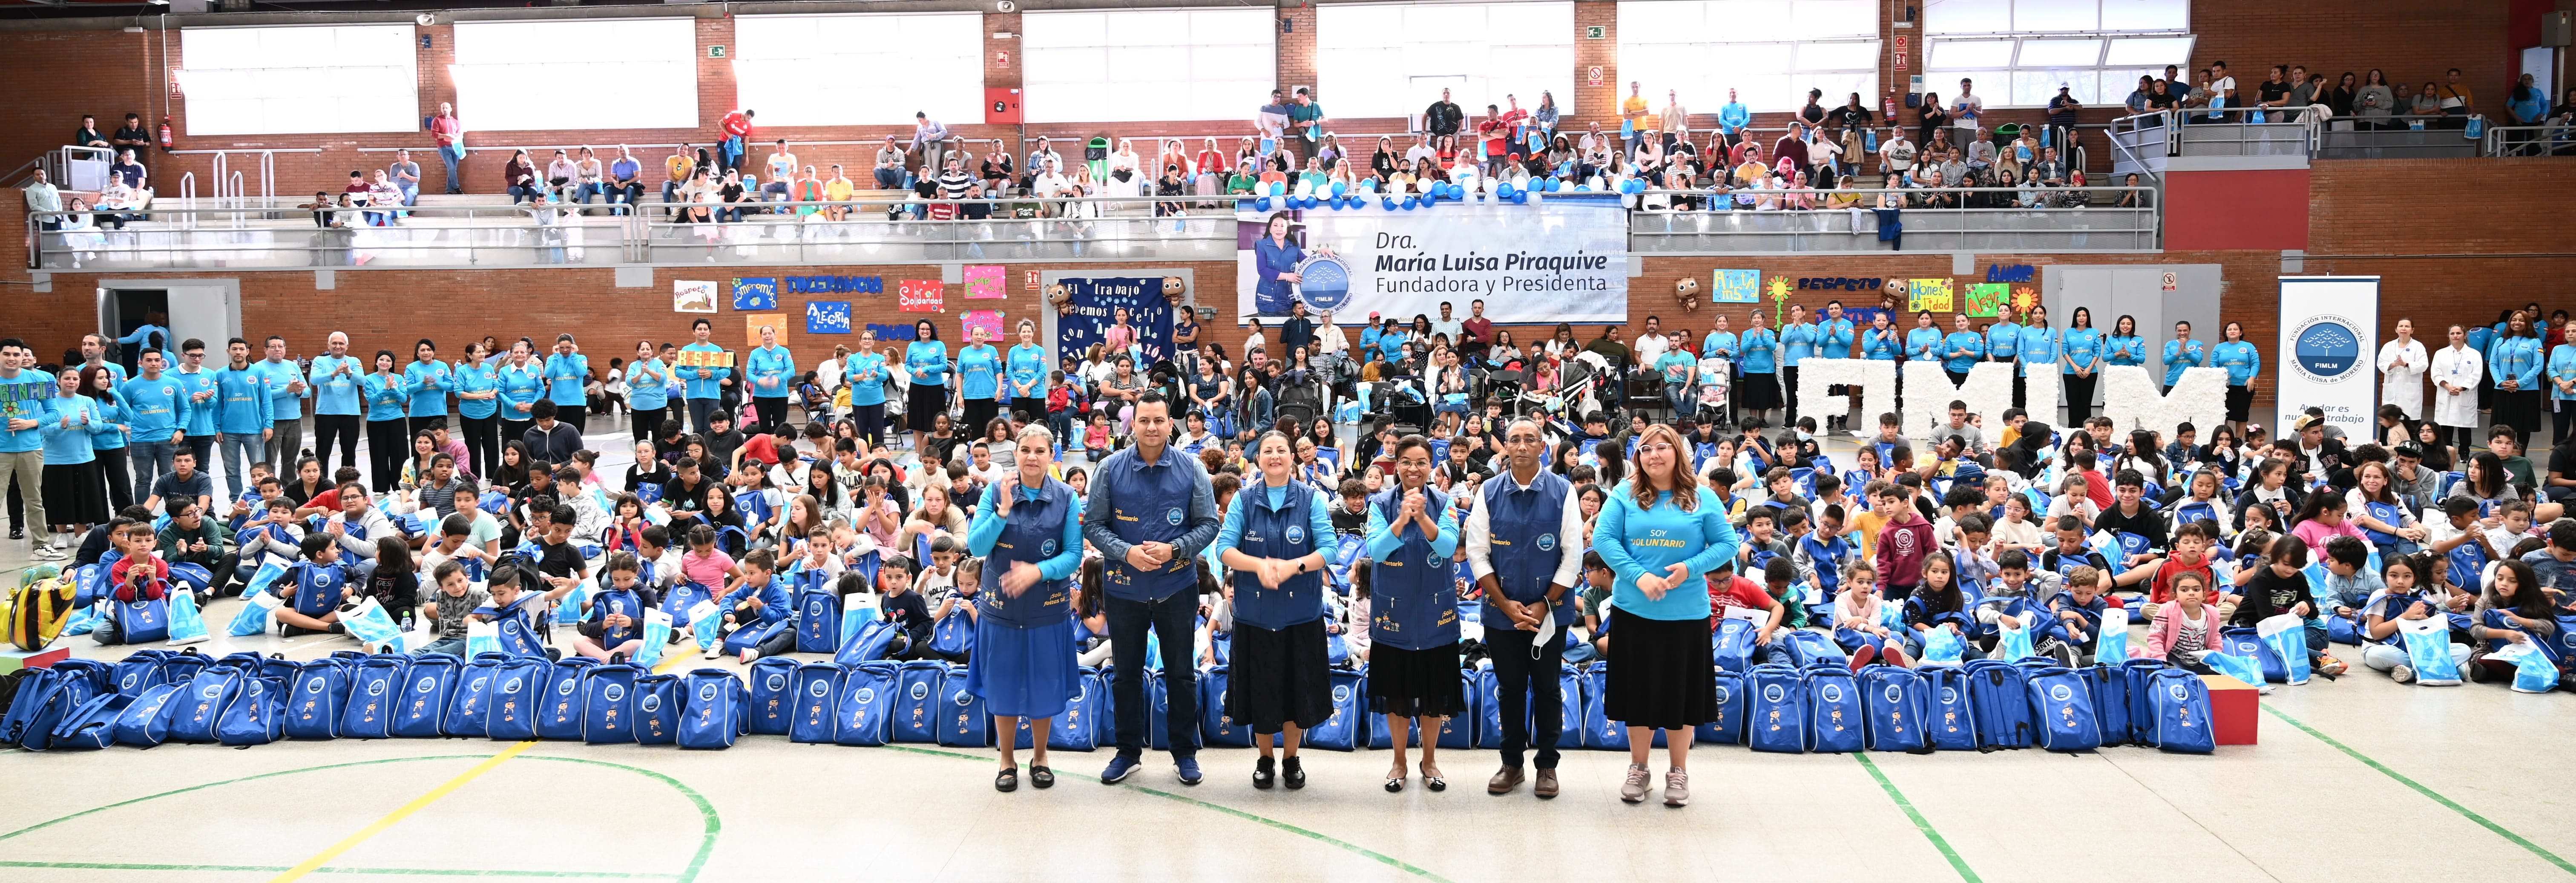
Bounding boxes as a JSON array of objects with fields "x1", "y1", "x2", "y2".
[
  {"x1": 1618, "y1": 763, "x2": 1652, "y2": 804},
  {"x1": 2390, "y1": 664, "x2": 2415, "y2": 684},
  {"x1": 1662, "y1": 768, "x2": 1690, "y2": 807}
]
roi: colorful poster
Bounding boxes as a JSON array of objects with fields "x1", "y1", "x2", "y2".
[
  {"x1": 1055, "y1": 277, "x2": 1176, "y2": 366},
  {"x1": 964, "y1": 265, "x2": 1008, "y2": 299},
  {"x1": 731, "y1": 277, "x2": 778, "y2": 311},
  {"x1": 1232, "y1": 196, "x2": 1628, "y2": 324},
  {"x1": 1711, "y1": 269, "x2": 1760, "y2": 303},
  {"x1": 782, "y1": 276, "x2": 881, "y2": 295},
  {"x1": 962, "y1": 309, "x2": 1006, "y2": 342},
  {"x1": 1963, "y1": 283, "x2": 2009, "y2": 318},
  {"x1": 898, "y1": 280, "x2": 945, "y2": 313},
  {"x1": 673, "y1": 280, "x2": 717, "y2": 314},
  {"x1": 673, "y1": 349, "x2": 735, "y2": 368},
  {"x1": 1906, "y1": 278, "x2": 1954, "y2": 314},
  {"x1": 865, "y1": 323, "x2": 919, "y2": 341},
  {"x1": 806, "y1": 301, "x2": 852, "y2": 334},
  {"x1": 742, "y1": 314, "x2": 787, "y2": 348}
]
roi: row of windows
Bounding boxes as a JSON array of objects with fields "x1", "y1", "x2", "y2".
[{"x1": 173, "y1": 0, "x2": 2191, "y2": 136}]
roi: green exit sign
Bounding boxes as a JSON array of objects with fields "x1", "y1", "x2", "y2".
[
  {"x1": 707, "y1": 45, "x2": 727, "y2": 58},
  {"x1": 1584, "y1": 25, "x2": 1605, "y2": 39}
]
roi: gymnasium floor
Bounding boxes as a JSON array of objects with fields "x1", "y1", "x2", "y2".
[{"x1": 6, "y1": 428, "x2": 2575, "y2": 883}]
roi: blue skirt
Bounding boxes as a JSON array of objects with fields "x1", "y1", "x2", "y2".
[{"x1": 965, "y1": 616, "x2": 1081, "y2": 719}]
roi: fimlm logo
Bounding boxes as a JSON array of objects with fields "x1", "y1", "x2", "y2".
[{"x1": 2288, "y1": 315, "x2": 2363, "y2": 384}]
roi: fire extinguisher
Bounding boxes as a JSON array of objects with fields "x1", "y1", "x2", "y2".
[
  {"x1": 158, "y1": 116, "x2": 174, "y2": 152},
  {"x1": 1883, "y1": 94, "x2": 1898, "y2": 122}
]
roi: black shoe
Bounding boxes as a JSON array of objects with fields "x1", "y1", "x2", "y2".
[
  {"x1": 1282, "y1": 756, "x2": 1306, "y2": 790},
  {"x1": 994, "y1": 767, "x2": 1018, "y2": 793},
  {"x1": 1029, "y1": 765, "x2": 1054, "y2": 789},
  {"x1": 1253, "y1": 756, "x2": 1276, "y2": 790},
  {"x1": 7, "y1": 528, "x2": 20, "y2": 540}
]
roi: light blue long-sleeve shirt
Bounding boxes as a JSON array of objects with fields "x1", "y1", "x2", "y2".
[
  {"x1": 2162, "y1": 339, "x2": 2206, "y2": 386},
  {"x1": 214, "y1": 366, "x2": 274, "y2": 435},
  {"x1": 2211, "y1": 340, "x2": 2261, "y2": 386},
  {"x1": 1363, "y1": 491, "x2": 1459, "y2": 564},
  {"x1": 172, "y1": 366, "x2": 219, "y2": 437},
  {"x1": 1006, "y1": 344, "x2": 1049, "y2": 398},
  {"x1": 250, "y1": 358, "x2": 304, "y2": 421},
  {"x1": 967, "y1": 481, "x2": 1087, "y2": 584},
  {"x1": 39, "y1": 393, "x2": 96, "y2": 463},
  {"x1": 2547, "y1": 345, "x2": 2576, "y2": 402},
  {"x1": 956, "y1": 344, "x2": 1002, "y2": 401},
  {"x1": 1905, "y1": 327, "x2": 1944, "y2": 362},
  {"x1": 746, "y1": 345, "x2": 796, "y2": 400},
  {"x1": 454, "y1": 362, "x2": 500, "y2": 420},
  {"x1": 1699, "y1": 330, "x2": 1738, "y2": 361},
  {"x1": 543, "y1": 353, "x2": 589, "y2": 406},
  {"x1": 116, "y1": 373, "x2": 189, "y2": 443},
  {"x1": 307, "y1": 354, "x2": 365, "y2": 416},
  {"x1": 906, "y1": 341, "x2": 952, "y2": 388},
  {"x1": 364, "y1": 372, "x2": 411, "y2": 422},
  {"x1": 2018, "y1": 325, "x2": 2061, "y2": 378},
  {"x1": 2490, "y1": 336, "x2": 2543, "y2": 391},
  {"x1": 625, "y1": 359, "x2": 670, "y2": 411},
  {"x1": 1590, "y1": 484, "x2": 1741, "y2": 621},
  {"x1": 2103, "y1": 334, "x2": 2148, "y2": 367},
  {"x1": 2060, "y1": 327, "x2": 2103, "y2": 375},
  {"x1": 496, "y1": 360, "x2": 545, "y2": 420},
  {"x1": 1820, "y1": 317, "x2": 1856, "y2": 357},
  {"x1": 0, "y1": 374, "x2": 59, "y2": 454},
  {"x1": 1862, "y1": 327, "x2": 1899, "y2": 360},
  {"x1": 1779, "y1": 322, "x2": 1817, "y2": 368},
  {"x1": 1719, "y1": 102, "x2": 1751, "y2": 134},
  {"x1": 403, "y1": 360, "x2": 453, "y2": 417},
  {"x1": 1739, "y1": 328, "x2": 1779, "y2": 374}
]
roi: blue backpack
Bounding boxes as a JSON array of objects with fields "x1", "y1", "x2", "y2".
[
  {"x1": 1920, "y1": 666, "x2": 1979, "y2": 751},
  {"x1": 2024, "y1": 666, "x2": 2102, "y2": 752},
  {"x1": 214, "y1": 676, "x2": 286, "y2": 747},
  {"x1": 284, "y1": 658, "x2": 353, "y2": 740},
  {"x1": 1305, "y1": 667, "x2": 1366, "y2": 752},
  {"x1": 581, "y1": 663, "x2": 645, "y2": 744},
  {"x1": 789, "y1": 662, "x2": 842, "y2": 744},
  {"x1": 835, "y1": 662, "x2": 901, "y2": 747},
  {"x1": 1577, "y1": 662, "x2": 1624, "y2": 751},
  {"x1": 1713, "y1": 618, "x2": 1760, "y2": 673},
  {"x1": 156, "y1": 650, "x2": 211, "y2": 687},
  {"x1": 444, "y1": 654, "x2": 506, "y2": 738},
  {"x1": 936, "y1": 664, "x2": 992, "y2": 748},
  {"x1": 255, "y1": 654, "x2": 299, "y2": 684},
  {"x1": 161, "y1": 664, "x2": 244, "y2": 745},
  {"x1": 1047, "y1": 667, "x2": 1105, "y2": 752},
  {"x1": 5, "y1": 662, "x2": 99, "y2": 750},
  {"x1": 1433, "y1": 674, "x2": 1476, "y2": 749},
  {"x1": 112, "y1": 590, "x2": 171, "y2": 644},
  {"x1": 339, "y1": 656, "x2": 409, "y2": 740},
  {"x1": 112, "y1": 682, "x2": 184, "y2": 747},
  {"x1": 2083, "y1": 665, "x2": 2131, "y2": 747},
  {"x1": 890, "y1": 660, "x2": 948, "y2": 743},
  {"x1": 1860, "y1": 666, "x2": 1933, "y2": 753},
  {"x1": 1473, "y1": 667, "x2": 1506, "y2": 749},
  {"x1": 2119, "y1": 659, "x2": 2173, "y2": 745},
  {"x1": 1781, "y1": 630, "x2": 1846, "y2": 668},
  {"x1": 536, "y1": 658, "x2": 597, "y2": 741},
  {"x1": 1963, "y1": 659, "x2": 2033, "y2": 750},
  {"x1": 793, "y1": 576, "x2": 841, "y2": 653},
  {"x1": 928, "y1": 607, "x2": 977, "y2": 657},
  {"x1": 1696, "y1": 667, "x2": 1747, "y2": 744},
  {"x1": 110, "y1": 650, "x2": 172, "y2": 696},
  {"x1": 747, "y1": 656, "x2": 801, "y2": 736},
  {"x1": 677, "y1": 668, "x2": 748, "y2": 750},
  {"x1": 634, "y1": 674, "x2": 682, "y2": 746},
  {"x1": 1746, "y1": 664, "x2": 1808, "y2": 754},
  {"x1": 486, "y1": 656, "x2": 549, "y2": 742},
  {"x1": 2146, "y1": 668, "x2": 2216, "y2": 754},
  {"x1": 837, "y1": 619, "x2": 901, "y2": 665},
  {"x1": 2217, "y1": 626, "x2": 2288, "y2": 683},
  {"x1": 48, "y1": 693, "x2": 132, "y2": 751},
  {"x1": 1200, "y1": 665, "x2": 1253, "y2": 748},
  {"x1": 390, "y1": 654, "x2": 463, "y2": 739},
  {"x1": 1804, "y1": 664, "x2": 1866, "y2": 753},
  {"x1": 1546, "y1": 664, "x2": 1586, "y2": 750}
]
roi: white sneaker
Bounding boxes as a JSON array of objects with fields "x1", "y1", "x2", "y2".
[
  {"x1": 701, "y1": 644, "x2": 722, "y2": 660},
  {"x1": 2390, "y1": 664, "x2": 2415, "y2": 684}
]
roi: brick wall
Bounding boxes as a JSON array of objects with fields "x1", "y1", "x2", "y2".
[
  {"x1": 2190, "y1": 0, "x2": 2514, "y2": 115},
  {"x1": 2306, "y1": 157, "x2": 2576, "y2": 344}
]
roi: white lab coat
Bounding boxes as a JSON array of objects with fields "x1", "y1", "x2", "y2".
[
  {"x1": 2429, "y1": 344, "x2": 2484, "y2": 429},
  {"x1": 2376, "y1": 338, "x2": 2429, "y2": 419}
]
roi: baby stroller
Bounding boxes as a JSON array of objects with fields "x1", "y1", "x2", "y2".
[
  {"x1": 1482, "y1": 368, "x2": 1528, "y2": 416},
  {"x1": 1274, "y1": 368, "x2": 1325, "y2": 427},
  {"x1": 1374, "y1": 375, "x2": 1432, "y2": 432}
]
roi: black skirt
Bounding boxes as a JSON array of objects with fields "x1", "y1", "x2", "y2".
[
  {"x1": 1739, "y1": 372, "x2": 1782, "y2": 411},
  {"x1": 2495, "y1": 388, "x2": 2543, "y2": 435},
  {"x1": 906, "y1": 382, "x2": 948, "y2": 426},
  {"x1": 1604, "y1": 610, "x2": 1715, "y2": 730},
  {"x1": 2225, "y1": 385, "x2": 2255, "y2": 422},
  {"x1": 41, "y1": 460, "x2": 108, "y2": 526},
  {"x1": 1364, "y1": 642, "x2": 1464, "y2": 718},
  {"x1": 1225, "y1": 618, "x2": 1333, "y2": 733}
]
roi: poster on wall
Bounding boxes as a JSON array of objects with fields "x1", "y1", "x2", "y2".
[
  {"x1": 1055, "y1": 277, "x2": 1176, "y2": 367},
  {"x1": 1963, "y1": 283, "x2": 2009, "y2": 318},
  {"x1": 964, "y1": 265, "x2": 1008, "y2": 299},
  {"x1": 1906, "y1": 278, "x2": 1954, "y2": 313},
  {"x1": 731, "y1": 277, "x2": 778, "y2": 311},
  {"x1": 898, "y1": 280, "x2": 945, "y2": 313},
  {"x1": 1233, "y1": 195, "x2": 1628, "y2": 324},
  {"x1": 742, "y1": 314, "x2": 787, "y2": 349},
  {"x1": 2275, "y1": 276, "x2": 2380, "y2": 437},
  {"x1": 673, "y1": 280, "x2": 717, "y2": 314},
  {"x1": 806, "y1": 301, "x2": 852, "y2": 335},
  {"x1": 1712, "y1": 269, "x2": 1760, "y2": 303},
  {"x1": 962, "y1": 310, "x2": 1006, "y2": 342}
]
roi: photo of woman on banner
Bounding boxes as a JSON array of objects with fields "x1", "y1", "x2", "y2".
[{"x1": 1253, "y1": 212, "x2": 1333, "y2": 319}]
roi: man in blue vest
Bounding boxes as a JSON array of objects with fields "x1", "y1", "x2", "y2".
[
  {"x1": 1082, "y1": 391, "x2": 1221, "y2": 786},
  {"x1": 1464, "y1": 418, "x2": 1584, "y2": 799}
]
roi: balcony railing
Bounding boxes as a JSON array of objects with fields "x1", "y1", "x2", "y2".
[{"x1": 1627, "y1": 187, "x2": 2159, "y2": 254}]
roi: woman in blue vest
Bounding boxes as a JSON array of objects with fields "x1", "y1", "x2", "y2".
[
  {"x1": 403, "y1": 339, "x2": 453, "y2": 440},
  {"x1": 1590, "y1": 423, "x2": 1739, "y2": 807},
  {"x1": 2488, "y1": 310, "x2": 2544, "y2": 452},
  {"x1": 2059, "y1": 306, "x2": 2104, "y2": 425},
  {"x1": 622, "y1": 340, "x2": 669, "y2": 446},
  {"x1": 847, "y1": 328, "x2": 891, "y2": 449},
  {"x1": 2211, "y1": 321, "x2": 2262, "y2": 436},
  {"x1": 1214, "y1": 431, "x2": 1340, "y2": 790},
  {"x1": 1363, "y1": 434, "x2": 1460, "y2": 793},
  {"x1": 966, "y1": 425, "x2": 1086, "y2": 793},
  {"x1": 1006, "y1": 320, "x2": 1050, "y2": 424},
  {"x1": 542, "y1": 334, "x2": 590, "y2": 435},
  {"x1": 956, "y1": 325, "x2": 1004, "y2": 438},
  {"x1": 1738, "y1": 310, "x2": 1780, "y2": 426},
  {"x1": 1778, "y1": 304, "x2": 1816, "y2": 429},
  {"x1": 362, "y1": 350, "x2": 413, "y2": 494},
  {"x1": 455, "y1": 342, "x2": 502, "y2": 478},
  {"x1": 906, "y1": 320, "x2": 952, "y2": 457}
]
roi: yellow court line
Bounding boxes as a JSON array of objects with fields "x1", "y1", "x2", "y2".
[{"x1": 268, "y1": 741, "x2": 538, "y2": 882}]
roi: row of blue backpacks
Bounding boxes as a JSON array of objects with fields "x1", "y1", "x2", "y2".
[{"x1": 3, "y1": 643, "x2": 2214, "y2": 756}]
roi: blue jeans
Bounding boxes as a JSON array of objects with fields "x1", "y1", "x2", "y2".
[
  {"x1": 438, "y1": 145, "x2": 467, "y2": 194},
  {"x1": 874, "y1": 167, "x2": 903, "y2": 189},
  {"x1": 219, "y1": 432, "x2": 263, "y2": 498},
  {"x1": 129, "y1": 438, "x2": 175, "y2": 490},
  {"x1": 719, "y1": 137, "x2": 744, "y2": 172},
  {"x1": 1106, "y1": 590, "x2": 1201, "y2": 758}
]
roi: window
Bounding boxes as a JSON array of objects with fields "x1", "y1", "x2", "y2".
[
  {"x1": 177, "y1": 25, "x2": 419, "y2": 136},
  {"x1": 1924, "y1": 0, "x2": 2193, "y2": 106},
  {"x1": 1318, "y1": 2, "x2": 1574, "y2": 119},
  {"x1": 734, "y1": 14, "x2": 983, "y2": 127},
  {"x1": 1618, "y1": 0, "x2": 1880, "y2": 114},
  {"x1": 1022, "y1": 9, "x2": 1273, "y2": 124},
  {"x1": 450, "y1": 19, "x2": 699, "y2": 131}
]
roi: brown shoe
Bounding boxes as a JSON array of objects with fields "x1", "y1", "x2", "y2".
[
  {"x1": 1533, "y1": 768, "x2": 1560, "y2": 799},
  {"x1": 1487, "y1": 766, "x2": 1524, "y2": 795}
]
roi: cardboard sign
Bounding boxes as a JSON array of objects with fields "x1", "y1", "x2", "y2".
[
  {"x1": 964, "y1": 265, "x2": 1007, "y2": 299},
  {"x1": 673, "y1": 349, "x2": 736, "y2": 369},
  {"x1": 898, "y1": 280, "x2": 945, "y2": 313}
]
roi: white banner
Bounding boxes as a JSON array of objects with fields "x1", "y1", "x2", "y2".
[
  {"x1": 1235, "y1": 194, "x2": 1628, "y2": 325},
  {"x1": 2276, "y1": 276, "x2": 2380, "y2": 437}
]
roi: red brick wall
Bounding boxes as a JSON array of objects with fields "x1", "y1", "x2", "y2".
[
  {"x1": 2190, "y1": 0, "x2": 2514, "y2": 115},
  {"x1": 2165, "y1": 168, "x2": 2310, "y2": 252},
  {"x1": 2306, "y1": 157, "x2": 2576, "y2": 344}
]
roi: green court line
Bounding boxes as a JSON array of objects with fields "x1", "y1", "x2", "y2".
[
  {"x1": 0, "y1": 860, "x2": 671, "y2": 878},
  {"x1": 879, "y1": 745, "x2": 1456, "y2": 883},
  {"x1": 1852, "y1": 754, "x2": 1983, "y2": 883},
  {"x1": 2265, "y1": 705, "x2": 2576, "y2": 875},
  {"x1": 0, "y1": 753, "x2": 720, "y2": 882}
]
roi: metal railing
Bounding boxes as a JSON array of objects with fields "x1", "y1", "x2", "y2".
[
  {"x1": 5, "y1": 145, "x2": 115, "y2": 191},
  {"x1": 2483, "y1": 123, "x2": 2576, "y2": 158},
  {"x1": 1627, "y1": 186, "x2": 2159, "y2": 254},
  {"x1": 30, "y1": 203, "x2": 633, "y2": 271},
  {"x1": 635, "y1": 195, "x2": 1235, "y2": 264}
]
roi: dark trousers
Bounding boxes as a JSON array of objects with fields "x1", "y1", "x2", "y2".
[
  {"x1": 98, "y1": 449, "x2": 134, "y2": 510},
  {"x1": 1486, "y1": 627, "x2": 1564, "y2": 770},
  {"x1": 962, "y1": 397, "x2": 999, "y2": 437},
  {"x1": 183, "y1": 435, "x2": 215, "y2": 474},
  {"x1": 1781, "y1": 366, "x2": 1800, "y2": 428},
  {"x1": 2011, "y1": 372, "x2": 2028, "y2": 411},
  {"x1": 630, "y1": 406, "x2": 666, "y2": 443},
  {"x1": 558, "y1": 405, "x2": 586, "y2": 436},
  {"x1": 501, "y1": 419, "x2": 535, "y2": 457},
  {"x1": 687, "y1": 398, "x2": 723, "y2": 435},
  {"x1": 463, "y1": 414, "x2": 500, "y2": 480},
  {"x1": 1106, "y1": 591, "x2": 1202, "y2": 759},
  {"x1": 314, "y1": 414, "x2": 362, "y2": 473},
  {"x1": 753, "y1": 397, "x2": 790, "y2": 434},
  {"x1": 408, "y1": 416, "x2": 445, "y2": 440},
  {"x1": 365, "y1": 418, "x2": 408, "y2": 494},
  {"x1": 2064, "y1": 373, "x2": 2098, "y2": 426},
  {"x1": 853, "y1": 403, "x2": 887, "y2": 449}
]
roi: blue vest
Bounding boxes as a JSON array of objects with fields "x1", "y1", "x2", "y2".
[
  {"x1": 1099, "y1": 449, "x2": 1205, "y2": 602},
  {"x1": 1479, "y1": 471, "x2": 1575, "y2": 628},
  {"x1": 978, "y1": 479, "x2": 1077, "y2": 627},
  {"x1": 592, "y1": 587, "x2": 644, "y2": 647},
  {"x1": 1231, "y1": 483, "x2": 1326, "y2": 630},
  {"x1": 1369, "y1": 486, "x2": 1458, "y2": 650},
  {"x1": 290, "y1": 561, "x2": 349, "y2": 617}
]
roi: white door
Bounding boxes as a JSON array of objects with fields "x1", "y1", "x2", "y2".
[{"x1": 161, "y1": 282, "x2": 241, "y2": 349}]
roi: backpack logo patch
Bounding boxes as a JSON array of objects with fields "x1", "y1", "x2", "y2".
[
  {"x1": 1820, "y1": 684, "x2": 1843, "y2": 703},
  {"x1": 699, "y1": 683, "x2": 719, "y2": 702},
  {"x1": 1885, "y1": 685, "x2": 1904, "y2": 703},
  {"x1": 909, "y1": 682, "x2": 931, "y2": 700},
  {"x1": 603, "y1": 684, "x2": 625, "y2": 702},
  {"x1": 808, "y1": 679, "x2": 831, "y2": 698},
  {"x1": 414, "y1": 677, "x2": 436, "y2": 693},
  {"x1": 1761, "y1": 684, "x2": 1785, "y2": 703}
]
